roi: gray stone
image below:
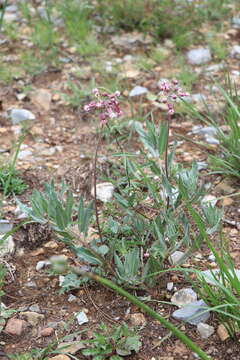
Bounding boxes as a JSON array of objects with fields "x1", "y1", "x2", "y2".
[
  {"x1": 18, "y1": 150, "x2": 33, "y2": 160},
  {"x1": 6, "y1": 5, "x2": 18, "y2": 12},
  {"x1": 171, "y1": 288, "x2": 197, "y2": 308},
  {"x1": 201, "y1": 269, "x2": 240, "y2": 285},
  {"x1": 232, "y1": 17, "x2": 240, "y2": 28},
  {"x1": 68, "y1": 294, "x2": 77, "y2": 303},
  {"x1": 25, "y1": 280, "x2": 37, "y2": 288},
  {"x1": 193, "y1": 126, "x2": 217, "y2": 136},
  {"x1": 205, "y1": 136, "x2": 220, "y2": 145},
  {"x1": 10, "y1": 109, "x2": 35, "y2": 124},
  {"x1": 197, "y1": 323, "x2": 215, "y2": 339},
  {"x1": 129, "y1": 86, "x2": 148, "y2": 97},
  {"x1": 76, "y1": 311, "x2": 88, "y2": 325},
  {"x1": 172, "y1": 300, "x2": 210, "y2": 325},
  {"x1": 201, "y1": 195, "x2": 218, "y2": 206},
  {"x1": 169, "y1": 251, "x2": 185, "y2": 265},
  {"x1": 187, "y1": 48, "x2": 212, "y2": 65},
  {"x1": 205, "y1": 63, "x2": 225, "y2": 73},
  {"x1": 29, "y1": 304, "x2": 40, "y2": 313},
  {"x1": 4, "y1": 13, "x2": 18, "y2": 22},
  {"x1": 196, "y1": 161, "x2": 208, "y2": 171},
  {"x1": 167, "y1": 282, "x2": 174, "y2": 291},
  {"x1": 0, "y1": 220, "x2": 13, "y2": 234}
]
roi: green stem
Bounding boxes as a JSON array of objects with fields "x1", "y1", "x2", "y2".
[
  {"x1": 164, "y1": 116, "x2": 170, "y2": 209},
  {"x1": 72, "y1": 267, "x2": 212, "y2": 360},
  {"x1": 0, "y1": 0, "x2": 7, "y2": 33}
]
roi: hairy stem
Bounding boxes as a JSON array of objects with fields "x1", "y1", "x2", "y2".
[
  {"x1": 93, "y1": 132, "x2": 103, "y2": 243},
  {"x1": 164, "y1": 116, "x2": 170, "y2": 209}
]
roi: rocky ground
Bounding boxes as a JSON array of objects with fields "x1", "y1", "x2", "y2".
[{"x1": 0, "y1": 1, "x2": 240, "y2": 359}]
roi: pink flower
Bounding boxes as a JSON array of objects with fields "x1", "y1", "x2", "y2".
[
  {"x1": 159, "y1": 79, "x2": 190, "y2": 116},
  {"x1": 83, "y1": 88, "x2": 122, "y2": 125}
]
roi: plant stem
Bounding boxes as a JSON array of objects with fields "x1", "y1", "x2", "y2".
[
  {"x1": 71, "y1": 267, "x2": 212, "y2": 360},
  {"x1": 164, "y1": 116, "x2": 170, "y2": 209},
  {"x1": 0, "y1": 0, "x2": 7, "y2": 33},
  {"x1": 93, "y1": 131, "x2": 103, "y2": 243}
]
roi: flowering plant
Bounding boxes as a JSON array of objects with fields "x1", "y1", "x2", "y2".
[{"x1": 159, "y1": 79, "x2": 189, "y2": 115}]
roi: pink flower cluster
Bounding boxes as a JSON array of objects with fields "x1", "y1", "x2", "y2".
[
  {"x1": 159, "y1": 79, "x2": 190, "y2": 115},
  {"x1": 84, "y1": 88, "x2": 122, "y2": 125}
]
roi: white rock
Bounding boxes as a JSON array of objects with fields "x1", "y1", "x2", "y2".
[
  {"x1": 169, "y1": 251, "x2": 185, "y2": 265},
  {"x1": 197, "y1": 323, "x2": 215, "y2": 339},
  {"x1": 129, "y1": 86, "x2": 148, "y2": 97},
  {"x1": 10, "y1": 109, "x2": 35, "y2": 124},
  {"x1": 205, "y1": 63, "x2": 225, "y2": 73},
  {"x1": 4, "y1": 13, "x2": 18, "y2": 22},
  {"x1": 201, "y1": 269, "x2": 240, "y2": 285},
  {"x1": 59, "y1": 275, "x2": 65, "y2": 286},
  {"x1": 187, "y1": 48, "x2": 212, "y2": 65},
  {"x1": 171, "y1": 288, "x2": 197, "y2": 307},
  {"x1": 36, "y1": 260, "x2": 50, "y2": 271},
  {"x1": 167, "y1": 282, "x2": 174, "y2": 291},
  {"x1": 0, "y1": 235, "x2": 15, "y2": 257},
  {"x1": 18, "y1": 150, "x2": 33, "y2": 160},
  {"x1": 193, "y1": 126, "x2": 217, "y2": 136},
  {"x1": 76, "y1": 311, "x2": 88, "y2": 325},
  {"x1": 172, "y1": 300, "x2": 210, "y2": 325},
  {"x1": 0, "y1": 220, "x2": 13, "y2": 234},
  {"x1": 196, "y1": 161, "x2": 208, "y2": 171},
  {"x1": 230, "y1": 45, "x2": 240, "y2": 59},
  {"x1": 68, "y1": 294, "x2": 77, "y2": 303},
  {"x1": 201, "y1": 195, "x2": 218, "y2": 207},
  {"x1": 91, "y1": 182, "x2": 114, "y2": 203}
]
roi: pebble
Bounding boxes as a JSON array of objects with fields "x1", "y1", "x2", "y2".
[
  {"x1": 36, "y1": 260, "x2": 50, "y2": 271},
  {"x1": 18, "y1": 150, "x2": 33, "y2": 160},
  {"x1": 31, "y1": 89, "x2": 52, "y2": 111},
  {"x1": 10, "y1": 109, "x2": 35, "y2": 124},
  {"x1": 172, "y1": 300, "x2": 210, "y2": 325},
  {"x1": 25, "y1": 280, "x2": 37, "y2": 288},
  {"x1": 40, "y1": 327, "x2": 54, "y2": 337},
  {"x1": 232, "y1": 17, "x2": 240, "y2": 28},
  {"x1": 230, "y1": 45, "x2": 240, "y2": 59},
  {"x1": 192, "y1": 126, "x2": 217, "y2": 136},
  {"x1": 200, "y1": 269, "x2": 240, "y2": 285},
  {"x1": 167, "y1": 282, "x2": 174, "y2": 291},
  {"x1": 201, "y1": 195, "x2": 218, "y2": 207},
  {"x1": 130, "y1": 313, "x2": 146, "y2": 326},
  {"x1": 57, "y1": 341, "x2": 85, "y2": 354},
  {"x1": 0, "y1": 220, "x2": 13, "y2": 234},
  {"x1": 205, "y1": 63, "x2": 225, "y2": 73},
  {"x1": 171, "y1": 288, "x2": 197, "y2": 308},
  {"x1": 0, "y1": 235, "x2": 15, "y2": 258},
  {"x1": 197, "y1": 323, "x2": 215, "y2": 339},
  {"x1": 19, "y1": 311, "x2": 44, "y2": 326},
  {"x1": 68, "y1": 294, "x2": 77, "y2": 303},
  {"x1": 129, "y1": 86, "x2": 148, "y2": 97},
  {"x1": 187, "y1": 48, "x2": 212, "y2": 65},
  {"x1": 196, "y1": 161, "x2": 208, "y2": 171},
  {"x1": 205, "y1": 136, "x2": 220, "y2": 145},
  {"x1": 169, "y1": 251, "x2": 185, "y2": 265},
  {"x1": 29, "y1": 304, "x2": 40, "y2": 313},
  {"x1": 217, "y1": 324, "x2": 230, "y2": 341},
  {"x1": 49, "y1": 356, "x2": 70, "y2": 360},
  {"x1": 91, "y1": 182, "x2": 114, "y2": 203},
  {"x1": 76, "y1": 311, "x2": 88, "y2": 325},
  {"x1": 5, "y1": 318, "x2": 27, "y2": 336}
]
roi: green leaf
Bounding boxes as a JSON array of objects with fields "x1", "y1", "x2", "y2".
[{"x1": 76, "y1": 247, "x2": 103, "y2": 265}]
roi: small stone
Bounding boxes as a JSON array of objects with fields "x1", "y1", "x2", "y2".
[
  {"x1": 0, "y1": 235, "x2": 15, "y2": 258},
  {"x1": 31, "y1": 89, "x2": 52, "y2": 111},
  {"x1": 192, "y1": 126, "x2": 217, "y2": 136},
  {"x1": 76, "y1": 311, "x2": 88, "y2": 325},
  {"x1": 205, "y1": 63, "x2": 225, "y2": 73},
  {"x1": 44, "y1": 240, "x2": 58, "y2": 249},
  {"x1": 169, "y1": 251, "x2": 185, "y2": 265},
  {"x1": 197, "y1": 323, "x2": 215, "y2": 339},
  {"x1": 230, "y1": 45, "x2": 240, "y2": 59},
  {"x1": 196, "y1": 161, "x2": 208, "y2": 171},
  {"x1": 57, "y1": 341, "x2": 85, "y2": 354},
  {"x1": 217, "y1": 324, "x2": 230, "y2": 341},
  {"x1": 205, "y1": 136, "x2": 220, "y2": 145},
  {"x1": 223, "y1": 198, "x2": 234, "y2": 206},
  {"x1": 208, "y1": 253, "x2": 215, "y2": 262},
  {"x1": 5, "y1": 318, "x2": 27, "y2": 336},
  {"x1": 171, "y1": 288, "x2": 197, "y2": 308},
  {"x1": 10, "y1": 109, "x2": 35, "y2": 124},
  {"x1": 49, "y1": 356, "x2": 71, "y2": 360},
  {"x1": 40, "y1": 327, "x2": 54, "y2": 337},
  {"x1": 201, "y1": 269, "x2": 240, "y2": 285},
  {"x1": 59, "y1": 275, "x2": 65, "y2": 286},
  {"x1": 0, "y1": 220, "x2": 13, "y2": 234},
  {"x1": 232, "y1": 17, "x2": 240, "y2": 28},
  {"x1": 36, "y1": 260, "x2": 50, "y2": 271},
  {"x1": 18, "y1": 150, "x2": 33, "y2": 160},
  {"x1": 19, "y1": 311, "x2": 44, "y2": 326},
  {"x1": 172, "y1": 300, "x2": 210, "y2": 325},
  {"x1": 130, "y1": 313, "x2": 146, "y2": 326},
  {"x1": 129, "y1": 86, "x2": 148, "y2": 97},
  {"x1": 29, "y1": 304, "x2": 40, "y2": 313},
  {"x1": 201, "y1": 195, "x2": 218, "y2": 207},
  {"x1": 68, "y1": 294, "x2": 77, "y2": 303},
  {"x1": 91, "y1": 182, "x2": 114, "y2": 203},
  {"x1": 25, "y1": 280, "x2": 37, "y2": 288},
  {"x1": 187, "y1": 48, "x2": 212, "y2": 65},
  {"x1": 167, "y1": 282, "x2": 174, "y2": 291}
]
